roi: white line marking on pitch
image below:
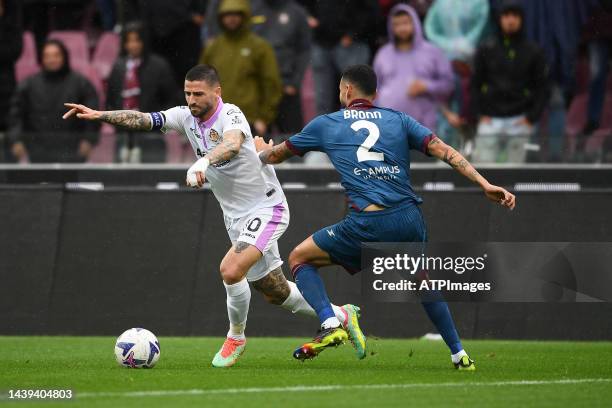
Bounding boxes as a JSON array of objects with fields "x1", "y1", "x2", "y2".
[{"x1": 77, "y1": 378, "x2": 612, "y2": 398}]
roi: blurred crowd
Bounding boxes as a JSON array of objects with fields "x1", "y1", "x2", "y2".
[{"x1": 0, "y1": 0, "x2": 611, "y2": 164}]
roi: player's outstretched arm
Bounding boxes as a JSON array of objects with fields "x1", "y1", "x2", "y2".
[
  {"x1": 254, "y1": 136, "x2": 294, "y2": 164},
  {"x1": 62, "y1": 103, "x2": 152, "y2": 131},
  {"x1": 427, "y1": 137, "x2": 516, "y2": 210}
]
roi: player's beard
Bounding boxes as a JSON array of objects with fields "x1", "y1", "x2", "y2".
[{"x1": 190, "y1": 103, "x2": 212, "y2": 118}]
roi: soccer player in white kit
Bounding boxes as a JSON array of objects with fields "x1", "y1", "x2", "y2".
[{"x1": 62, "y1": 64, "x2": 366, "y2": 367}]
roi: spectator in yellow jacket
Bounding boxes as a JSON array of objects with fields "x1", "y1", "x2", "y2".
[{"x1": 200, "y1": 0, "x2": 282, "y2": 138}]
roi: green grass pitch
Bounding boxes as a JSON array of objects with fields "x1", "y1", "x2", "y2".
[{"x1": 1, "y1": 336, "x2": 611, "y2": 407}]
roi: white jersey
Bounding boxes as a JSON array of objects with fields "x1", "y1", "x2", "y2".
[{"x1": 151, "y1": 99, "x2": 285, "y2": 218}]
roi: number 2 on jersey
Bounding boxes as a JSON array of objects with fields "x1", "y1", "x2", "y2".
[{"x1": 352, "y1": 120, "x2": 384, "y2": 162}]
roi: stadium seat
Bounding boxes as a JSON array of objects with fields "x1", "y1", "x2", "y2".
[
  {"x1": 166, "y1": 130, "x2": 191, "y2": 163},
  {"x1": 566, "y1": 56, "x2": 612, "y2": 154},
  {"x1": 301, "y1": 66, "x2": 316, "y2": 125},
  {"x1": 566, "y1": 92, "x2": 612, "y2": 154},
  {"x1": 92, "y1": 32, "x2": 120, "y2": 80},
  {"x1": 48, "y1": 30, "x2": 89, "y2": 70},
  {"x1": 566, "y1": 94, "x2": 588, "y2": 138},
  {"x1": 15, "y1": 31, "x2": 40, "y2": 82},
  {"x1": 89, "y1": 123, "x2": 116, "y2": 163},
  {"x1": 71, "y1": 63, "x2": 105, "y2": 108}
]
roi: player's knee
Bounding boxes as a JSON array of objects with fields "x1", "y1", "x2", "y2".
[
  {"x1": 288, "y1": 247, "x2": 306, "y2": 270},
  {"x1": 219, "y1": 260, "x2": 244, "y2": 285}
]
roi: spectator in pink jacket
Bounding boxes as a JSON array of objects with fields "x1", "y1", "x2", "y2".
[{"x1": 373, "y1": 3, "x2": 453, "y2": 130}]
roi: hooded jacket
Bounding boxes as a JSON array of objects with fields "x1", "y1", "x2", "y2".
[
  {"x1": 8, "y1": 40, "x2": 100, "y2": 162},
  {"x1": 471, "y1": 0, "x2": 550, "y2": 122},
  {"x1": 200, "y1": 0, "x2": 282, "y2": 125},
  {"x1": 373, "y1": 4, "x2": 453, "y2": 130},
  {"x1": 424, "y1": 0, "x2": 490, "y2": 62}
]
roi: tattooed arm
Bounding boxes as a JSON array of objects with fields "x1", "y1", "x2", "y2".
[
  {"x1": 63, "y1": 103, "x2": 152, "y2": 131},
  {"x1": 427, "y1": 137, "x2": 487, "y2": 187},
  {"x1": 99, "y1": 110, "x2": 152, "y2": 130},
  {"x1": 185, "y1": 130, "x2": 246, "y2": 188},
  {"x1": 254, "y1": 137, "x2": 295, "y2": 164},
  {"x1": 206, "y1": 129, "x2": 245, "y2": 165},
  {"x1": 426, "y1": 136, "x2": 516, "y2": 209}
]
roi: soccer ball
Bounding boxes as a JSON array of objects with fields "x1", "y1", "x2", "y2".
[{"x1": 114, "y1": 328, "x2": 160, "y2": 368}]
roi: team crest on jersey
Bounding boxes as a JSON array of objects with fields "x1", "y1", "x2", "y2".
[{"x1": 209, "y1": 129, "x2": 221, "y2": 142}]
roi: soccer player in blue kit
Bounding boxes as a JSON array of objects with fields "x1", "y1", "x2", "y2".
[{"x1": 255, "y1": 65, "x2": 516, "y2": 370}]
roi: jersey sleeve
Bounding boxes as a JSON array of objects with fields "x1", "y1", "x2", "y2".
[
  {"x1": 402, "y1": 113, "x2": 436, "y2": 156},
  {"x1": 286, "y1": 116, "x2": 325, "y2": 156},
  {"x1": 152, "y1": 106, "x2": 189, "y2": 133},
  {"x1": 219, "y1": 106, "x2": 252, "y2": 137}
]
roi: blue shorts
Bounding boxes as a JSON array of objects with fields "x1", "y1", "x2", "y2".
[{"x1": 312, "y1": 200, "x2": 427, "y2": 274}]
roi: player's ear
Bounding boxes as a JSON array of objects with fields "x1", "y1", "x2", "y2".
[{"x1": 214, "y1": 86, "x2": 221, "y2": 97}]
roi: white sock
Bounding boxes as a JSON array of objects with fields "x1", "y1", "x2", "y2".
[
  {"x1": 224, "y1": 279, "x2": 251, "y2": 341},
  {"x1": 322, "y1": 317, "x2": 341, "y2": 329},
  {"x1": 451, "y1": 349, "x2": 467, "y2": 364},
  {"x1": 280, "y1": 282, "x2": 347, "y2": 325}
]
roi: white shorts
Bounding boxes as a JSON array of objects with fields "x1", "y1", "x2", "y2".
[{"x1": 223, "y1": 200, "x2": 290, "y2": 282}]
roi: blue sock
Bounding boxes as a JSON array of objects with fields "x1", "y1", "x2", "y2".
[
  {"x1": 421, "y1": 297, "x2": 463, "y2": 354},
  {"x1": 293, "y1": 264, "x2": 335, "y2": 325}
]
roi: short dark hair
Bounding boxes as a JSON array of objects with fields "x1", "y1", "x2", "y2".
[
  {"x1": 341, "y1": 64, "x2": 377, "y2": 96},
  {"x1": 185, "y1": 64, "x2": 220, "y2": 86}
]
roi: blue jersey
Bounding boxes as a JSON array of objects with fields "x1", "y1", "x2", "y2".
[{"x1": 287, "y1": 101, "x2": 434, "y2": 211}]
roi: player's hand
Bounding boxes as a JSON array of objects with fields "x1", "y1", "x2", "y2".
[
  {"x1": 191, "y1": 13, "x2": 204, "y2": 26},
  {"x1": 340, "y1": 34, "x2": 353, "y2": 48},
  {"x1": 186, "y1": 171, "x2": 206, "y2": 188},
  {"x1": 63, "y1": 103, "x2": 101, "y2": 121},
  {"x1": 444, "y1": 110, "x2": 465, "y2": 128},
  {"x1": 484, "y1": 184, "x2": 516, "y2": 210},
  {"x1": 516, "y1": 117, "x2": 533, "y2": 128},
  {"x1": 408, "y1": 80, "x2": 428, "y2": 97},
  {"x1": 78, "y1": 140, "x2": 93, "y2": 159},
  {"x1": 254, "y1": 136, "x2": 273, "y2": 153},
  {"x1": 254, "y1": 119, "x2": 268, "y2": 137},
  {"x1": 307, "y1": 16, "x2": 319, "y2": 28},
  {"x1": 284, "y1": 85, "x2": 298, "y2": 96},
  {"x1": 11, "y1": 142, "x2": 28, "y2": 161},
  {"x1": 479, "y1": 116, "x2": 492, "y2": 125},
  {"x1": 186, "y1": 157, "x2": 210, "y2": 188}
]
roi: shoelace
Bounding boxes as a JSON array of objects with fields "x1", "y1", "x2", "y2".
[{"x1": 221, "y1": 338, "x2": 243, "y2": 356}]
